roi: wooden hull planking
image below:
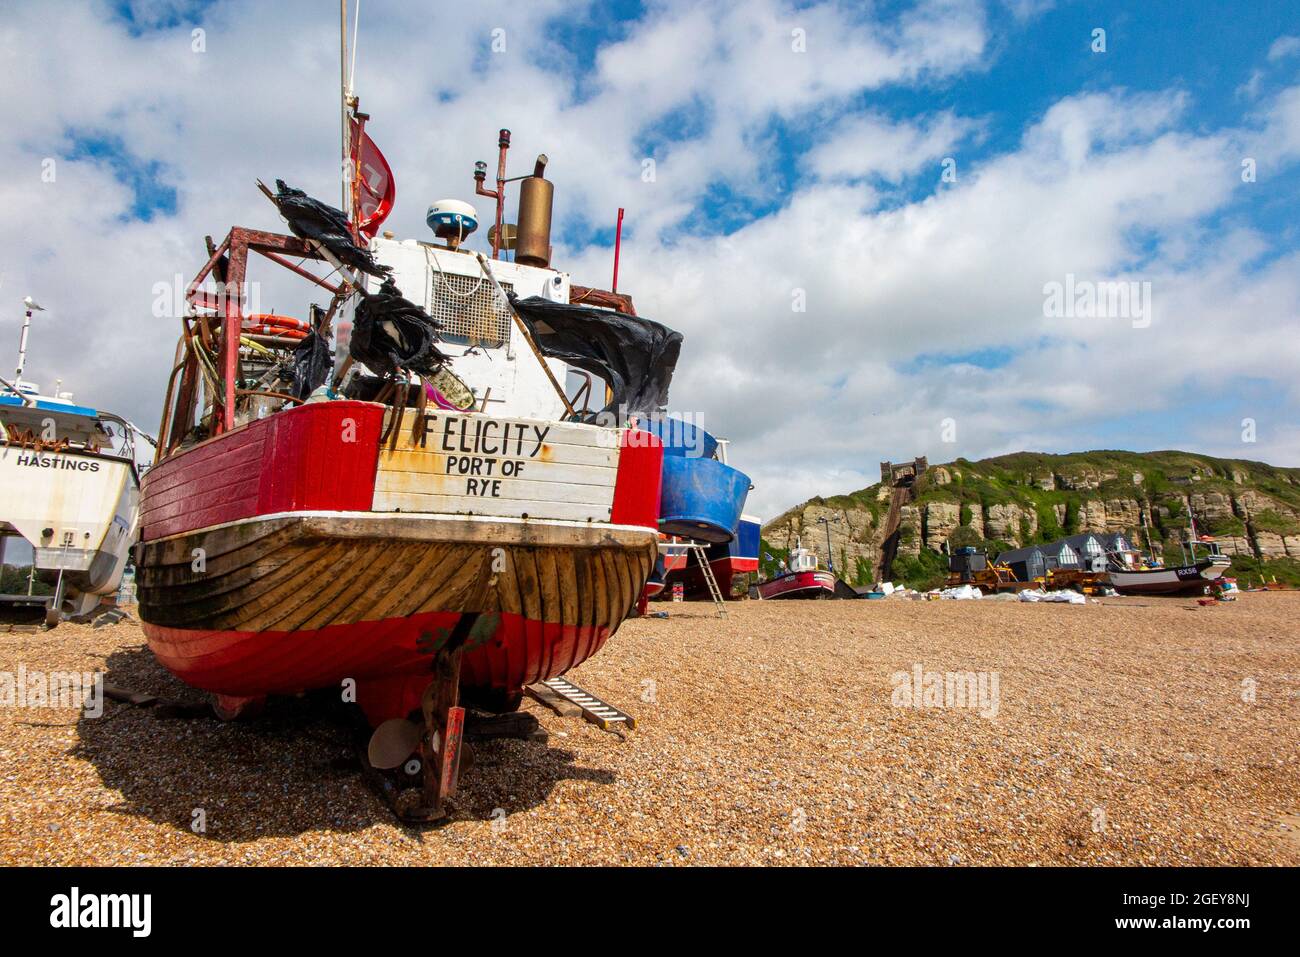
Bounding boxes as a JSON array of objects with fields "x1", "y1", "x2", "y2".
[
  {"x1": 138, "y1": 513, "x2": 655, "y2": 723},
  {"x1": 135, "y1": 401, "x2": 663, "y2": 724}
]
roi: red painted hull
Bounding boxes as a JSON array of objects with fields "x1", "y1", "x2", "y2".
[
  {"x1": 663, "y1": 555, "x2": 758, "y2": 599},
  {"x1": 757, "y1": 569, "x2": 836, "y2": 599},
  {"x1": 145, "y1": 610, "x2": 613, "y2": 726},
  {"x1": 136, "y1": 401, "x2": 663, "y2": 724}
]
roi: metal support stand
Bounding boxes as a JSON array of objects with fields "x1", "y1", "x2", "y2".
[{"x1": 411, "y1": 644, "x2": 466, "y2": 822}]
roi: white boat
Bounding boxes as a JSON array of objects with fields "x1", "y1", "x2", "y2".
[
  {"x1": 1107, "y1": 517, "x2": 1232, "y2": 596},
  {"x1": 0, "y1": 380, "x2": 152, "y2": 626},
  {"x1": 1107, "y1": 553, "x2": 1231, "y2": 596}
]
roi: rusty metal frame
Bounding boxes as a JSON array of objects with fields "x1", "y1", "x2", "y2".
[{"x1": 163, "y1": 227, "x2": 346, "y2": 455}]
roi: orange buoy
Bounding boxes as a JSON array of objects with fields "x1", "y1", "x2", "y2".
[{"x1": 242, "y1": 314, "x2": 309, "y2": 341}]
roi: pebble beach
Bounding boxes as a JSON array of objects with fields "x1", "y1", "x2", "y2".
[{"x1": 1, "y1": 593, "x2": 1297, "y2": 866}]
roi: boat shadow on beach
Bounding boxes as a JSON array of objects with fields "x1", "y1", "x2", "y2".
[{"x1": 73, "y1": 644, "x2": 616, "y2": 841}]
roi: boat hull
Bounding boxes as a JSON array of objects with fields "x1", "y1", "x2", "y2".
[
  {"x1": 757, "y1": 569, "x2": 837, "y2": 599},
  {"x1": 663, "y1": 515, "x2": 759, "y2": 599},
  {"x1": 0, "y1": 444, "x2": 139, "y2": 616},
  {"x1": 1107, "y1": 558, "x2": 1230, "y2": 596},
  {"x1": 135, "y1": 400, "x2": 663, "y2": 724},
  {"x1": 138, "y1": 512, "x2": 655, "y2": 723}
]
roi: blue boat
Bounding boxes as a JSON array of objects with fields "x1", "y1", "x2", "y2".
[
  {"x1": 638, "y1": 419, "x2": 749, "y2": 544},
  {"x1": 662, "y1": 513, "x2": 761, "y2": 599}
]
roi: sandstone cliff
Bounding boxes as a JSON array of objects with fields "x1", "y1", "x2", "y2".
[{"x1": 762, "y1": 450, "x2": 1300, "y2": 586}]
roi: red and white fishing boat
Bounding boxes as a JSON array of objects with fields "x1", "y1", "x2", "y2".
[
  {"x1": 661, "y1": 513, "x2": 759, "y2": 600},
  {"x1": 136, "y1": 115, "x2": 674, "y2": 818},
  {"x1": 757, "y1": 541, "x2": 836, "y2": 599}
]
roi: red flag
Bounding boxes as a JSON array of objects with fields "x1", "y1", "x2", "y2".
[{"x1": 349, "y1": 116, "x2": 395, "y2": 239}]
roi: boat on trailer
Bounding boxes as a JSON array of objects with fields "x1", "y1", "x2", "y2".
[
  {"x1": 136, "y1": 125, "x2": 675, "y2": 819},
  {"x1": 0, "y1": 376, "x2": 152, "y2": 628},
  {"x1": 1107, "y1": 553, "x2": 1231, "y2": 595},
  {"x1": 1106, "y1": 520, "x2": 1232, "y2": 597},
  {"x1": 757, "y1": 541, "x2": 837, "y2": 599}
]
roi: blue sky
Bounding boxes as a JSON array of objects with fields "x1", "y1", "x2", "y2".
[
  {"x1": 3, "y1": 0, "x2": 1299, "y2": 517},
  {"x1": 544, "y1": 1, "x2": 1300, "y2": 238}
]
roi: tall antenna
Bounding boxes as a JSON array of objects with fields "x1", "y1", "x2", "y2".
[
  {"x1": 340, "y1": 0, "x2": 350, "y2": 213},
  {"x1": 612, "y1": 207, "x2": 624, "y2": 292},
  {"x1": 15, "y1": 295, "x2": 45, "y2": 384},
  {"x1": 349, "y1": 0, "x2": 361, "y2": 92}
]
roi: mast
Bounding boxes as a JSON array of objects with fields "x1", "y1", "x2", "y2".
[
  {"x1": 14, "y1": 297, "x2": 44, "y2": 387},
  {"x1": 612, "y1": 207, "x2": 624, "y2": 292},
  {"x1": 340, "y1": 0, "x2": 350, "y2": 213}
]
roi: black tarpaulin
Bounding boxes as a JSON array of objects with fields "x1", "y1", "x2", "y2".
[
  {"x1": 350, "y1": 276, "x2": 448, "y2": 377},
  {"x1": 289, "y1": 328, "x2": 332, "y2": 400},
  {"x1": 510, "y1": 295, "x2": 682, "y2": 421},
  {"x1": 272, "y1": 179, "x2": 391, "y2": 279}
]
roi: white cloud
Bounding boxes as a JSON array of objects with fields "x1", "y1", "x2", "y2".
[
  {"x1": 0, "y1": 0, "x2": 1297, "y2": 524},
  {"x1": 584, "y1": 85, "x2": 1300, "y2": 516},
  {"x1": 1001, "y1": 0, "x2": 1055, "y2": 19},
  {"x1": 807, "y1": 110, "x2": 979, "y2": 183},
  {"x1": 1268, "y1": 35, "x2": 1300, "y2": 62}
]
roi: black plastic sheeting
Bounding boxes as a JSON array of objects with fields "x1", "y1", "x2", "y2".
[
  {"x1": 289, "y1": 328, "x2": 332, "y2": 400},
  {"x1": 273, "y1": 179, "x2": 391, "y2": 279},
  {"x1": 510, "y1": 295, "x2": 682, "y2": 422},
  {"x1": 350, "y1": 276, "x2": 448, "y2": 377}
]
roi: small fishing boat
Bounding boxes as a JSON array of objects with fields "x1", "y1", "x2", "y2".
[
  {"x1": 0, "y1": 314, "x2": 152, "y2": 627},
  {"x1": 1106, "y1": 520, "x2": 1232, "y2": 596},
  {"x1": 136, "y1": 118, "x2": 675, "y2": 818},
  {"x1": 757, "y1": 541, "x2": 837, "y2": 599},
  {"x1": 1107, "y1": 553, "x2": 1231, "y2": 595}
]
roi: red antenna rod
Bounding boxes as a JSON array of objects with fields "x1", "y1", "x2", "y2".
[{"x1": 612, "y1": 207, "x2": 624, "y2": 293}]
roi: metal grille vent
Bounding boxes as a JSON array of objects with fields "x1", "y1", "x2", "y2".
[{"x1": 427, "y1": 269, "x2": 512, "y2": 348}]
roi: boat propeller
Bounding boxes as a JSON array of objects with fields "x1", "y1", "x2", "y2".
[{"x1": 367, "y1": 718, "x2": 424, "y2": 770}]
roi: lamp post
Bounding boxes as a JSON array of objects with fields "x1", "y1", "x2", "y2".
[{"x1": 816, "y1": 516, "x2": 838, "y2": 573}]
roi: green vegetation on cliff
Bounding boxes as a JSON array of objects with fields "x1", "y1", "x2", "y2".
[{"x1": 763, "y1": 449, "x2": 1300, "y2": 589}]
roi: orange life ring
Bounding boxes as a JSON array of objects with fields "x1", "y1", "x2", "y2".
[
  {"x1": 244, "y1": 314, "x2": 309, "y2": 331},
  {"x1": 244, "y1": 325, "x2": 307, "y2": 340}
]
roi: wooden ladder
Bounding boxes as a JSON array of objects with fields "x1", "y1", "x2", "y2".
[{"x1": 534, "y1": 677, "x2": 637, "y2": 731}]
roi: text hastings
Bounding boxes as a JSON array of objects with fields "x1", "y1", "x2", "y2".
[{"x1": 13, "y1": 453, "x2": 100, "y2": 471}]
